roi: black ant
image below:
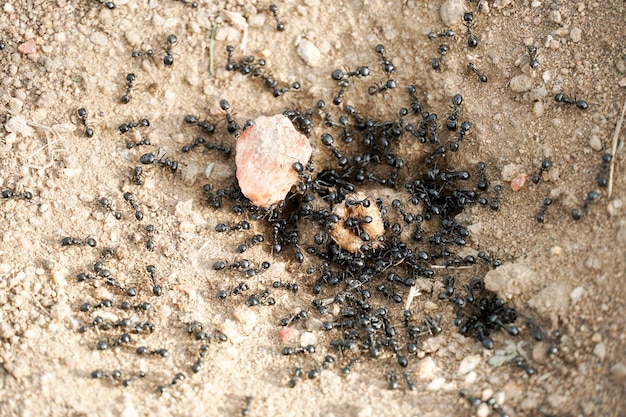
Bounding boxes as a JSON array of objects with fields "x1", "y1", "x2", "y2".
[
  {"x1": 126, "y1": 138, "x2": 150, "y2": 149},
  {"x1": 490, "y1": 184, "x2": 502, "y2": 211},
  {"x1": 62, "y1": 236, "x2": 97, "y2": 247},
  {"x1": 99, "y1": 197, "x2": 121, "y2": 220},
  {"x1": 368, "y1": 79, "x2": 397, "y2": 95},
  {"x1": 331, "y1": 66, "x2": 371, "y2": 81},
  {"x1": 407, "y1": 85, "x2": 422, "y2": 113},
  {"x1": 140, "y1": 151, "x2": 178, "y2": 172},
  {"x1": 146, "y1": 265, "x2": 162, "y2": 296},
  {"x1": 375, "y1": 44, "x2": 395, "y2": 74},
  {"x1": 174, "y1": 0, "x2": 198, "y2": 7},
  {"x1": 94, "y1": 0, "x2": 115, "y2": 9},
  {"x1": 446, "y1": 94, "x2": 463, "y2": 130},
  {"x1": 184, "y1": 115, "x2": 216, "y2": 135},
  {"x1": 528, "y1": 45, "x2": 539, "y2": 69},
  {"x1": 1, "y1": 189, "x2": 33, "y2": 200},
  {"x1": 597, "y1": 153, "x2": 612, "y2": 187},
  {"x1": 571, "y1": 190, "x2": 600, "y2": 220},
  {"x1": 163, "y1": 34, "x2": 177, "y2": 66},
  {"x1": 464, "y1": 12, "x2": 478, "y2": 47},
  {"x1": 131, "y1": 48, "x2": 153, "y2": 58},
  {"x1": 77, "y1": 108, "x2": 94, "y2": 137},
  {"x1": 131, "y1": 166, "x2": 143, "y2": 185},
  {"x1": 536, "y1": 197, "x2": 552, "y2": 223},
  {"x1": 119, "y1": 118, "x2": 150, "y2": 134},
  {"x1": 431, "y1": 44, "x2": 448, "y2": 70},
  {"x1": 269, "y1": 4, "x2": 284, "y2": 31},
  {"x1": 532, "y1": 159, "x2": 552, "y2": 184},
  {"x1": 219, "y1": 99, "x2": 238, "y2": 133},
  {"x1": 467, "y1": 63, "x2": 487, "y2": 82},
  {"x1": 120, "y1": 73, "x2": 135, "y2": 104},
  {"x1": 554, "y1": 93, "x2": 588, "y2": 110},
  {"x1": 428, "y1": 29, "x2": 455, "y2": 39},
  {"x1": 145, "y1": 224, "x2": 155, "y2": 251},
  {"x1": 123, "y1": 192, "x2": 143, "y2": 221}
]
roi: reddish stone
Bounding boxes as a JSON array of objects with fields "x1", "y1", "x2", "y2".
[
  {"x1": 279, "y1": 327, "x2": 300, "y2": 343},
  {"x1": 235, "y1": 114, "x2": 312, "y2": 207},
  {"x1": 18, "y1": 39, "x2": 37, "y2": 55},
  {"x1": 510, "y1": 173, "x2": 527, "y2": 191}
]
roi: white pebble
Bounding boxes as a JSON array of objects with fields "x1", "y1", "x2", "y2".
[
  {"x1": 439, "y1": 0, "x2": 465, "y2": 26},
  {"x1": 426, "y1": 377, "x2": 445, "y2": 391},
  {"x1": 533, "y1": 101, "x2": 544, "y2": 117},
  {"x1": 457, "y1": 354, "x2": 481, "y2": 375},
  {"x1": 300, "y1": 331, "x2": 317, "y2": 347},
  {"x1": 205, "y1": 162, "x2": 215, "y2": 178},
  {"x1": 531, "y1": 0, "x2": 541, "y2": 7},
  {"x1": 570, "y1": 286, "x2": 584, "y2": 303},
  {"x1": 593, "y1": 343, "x2": 606, "y2": 359},
  {"x1": 416, "y1": 356, "x2": 437, "y2": 379},
  {"x1": 607, "y1": 199, "x2": 623, "y2": 217},
  {"x1": 296, "y1": 38, "x2": 321, "y2": 67},
  {"x1": 588, "y1": 135, "x2": 603, "y2": 151},
  {"x1": 89, "y1": 31, "x2": 108, "y2": 46},
  {"x1": 247, "y1": 13, "x2": 266, "y2": 27},
  {"x1": 570, "y1": 27, "x2": 582, "y2": 43},
  {"x1": 4, "y1": 116, "x2": 34, "y2": 137},
  {"x1": 476, "y1": 403, "x2": 490, "y2": 417}
]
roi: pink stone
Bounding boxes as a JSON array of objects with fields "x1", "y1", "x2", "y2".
[
  {"x1": 235, "y1": 114, "x2": 312, "y2": 207},
  {"x1": 510, "y1": 173, "x2": 527, "y2": 191},
  {"x1": 18, "y1": 39, "x2": 37, "y2": 55}
]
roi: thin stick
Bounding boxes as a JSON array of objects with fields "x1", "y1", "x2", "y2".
[
  {"x1": 209, "y1": 23, "x2": 217, "y2": 77},
  {"x1": 608, "y1": 97, "x2": 626, "y2": 198}
]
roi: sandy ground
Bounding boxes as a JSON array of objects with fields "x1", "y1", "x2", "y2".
[{"x1": 0, "y1": 0, "x2": 625, "y2": 416}]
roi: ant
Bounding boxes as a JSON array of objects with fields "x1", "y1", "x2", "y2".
[
  {"x1": 269, "y1": 4, "x2": 284, "y2": 31},
  {"x1": 287, "y1": 368, "x2": 302, "y2": 388},
  {"x1": 428, "y1": 29, "x2": 455, "y2": 39},
  {"x1": 407, "y1": 85, "x2": 422, "y2": 113},
  {"x1": 126, "y1": 138, "x2": 150, "y2": 149},
  {"x1": 140, "y1": 152, "x2": 178, "y2": 172},
  {"x1": 77, "y1": 108, "x2": 94, "y2": 137},
  {"x1": 184, "y1": 115, "x2": 216, "y2": 135},
  {"x1": 331, "y1": 66, "x2": 371, "y2": 81},
  {"x1": 99, "y1": 197, "x2": 121, "y2": 220},
  {"x1": 163, "y1": 34, "x2": 177, "y2": 66},
  {"x1": 536, "y1": 197, "x2": 552, "y2": 223},
  {"x1": 532, "y1": 159, "x2": 552, "y2": 184},
  {"x1": 131, "y1": 48, "x2": 153, "y2": 58},
  {"x1": 94, "y1": 0, "x2": 115, "y2": 9},
  {"x1": 146, "y1": 265, "x2": 162, "y2": 296},
  {"x1": 174, "y1": 0, "x2": 198, "y2": 7},
  {"x1": 446, "y1": 94, "x2": 463, "y2": 130},
  {"x1": 1, "y1": 189, "x2": 33, "y2": 200},
  {"x1": 490, "y1": 184, "x2": 502, "y2": 211},
  {"x1": 431, "y1": 44, "x2": 448, "y2": 70},
  {"x1": 464, "y1": 12, "x2": 478, "y2": 47},
  {"x1": 528, "y1": 45, "x2": 539, "y2": 69},
  {"x1": 123, "y1": 191, "x2": 143, "y2": 220},
  {"x1": 571, "y1": 190, "x2": 600, "y2": 220},
  {"x1": 219, "y1": 99, "x2": 238, "y2": 133},
  {"x1": 131, "y1": 166, "x2": 143, "y2": 185},
  {"x1": 119, "y1": 118, "x2": 150, "y2": 134},
  {"x1": 62, "y1": 237, "x2": 97, "y2": 247},
  {"x1": 333, "y1": 80, "x2": 349, "y2": 105},
  {"x1": 597, "y1": 153, "x2": 612, "y2": 187},
  {"x1": 145, "y1": 224, "x2": 155, "y2": 251},
  {"x1": 368, "y1": 79, "x2": 397, "y2": 95},
  {"x1": 375, "y1": 44, "x2": 395, "y2": 74},
  {"x1": 120, "y1": 73, "x2": 135, "y2": 104},
  {"x1": 554, "y1": 93, "x2": 588, "y2": 110},
  {"x1": 467, "y1": 63, "x2": 487, "y2": 82}
]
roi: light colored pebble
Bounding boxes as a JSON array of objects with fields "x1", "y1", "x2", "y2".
[
  {"x1": 618, "y1": 77, "x2": 626, "y2": 88},
  {"x1": 484, "y1": 262, "x2": 539, "y2": 300},
  {"x1": 426, "y1": 377, "x2": 445, "y2": 391},
  {"x1": 570, "y1": 27, "x2": 582, "y2": 43},
  {"x1": 500, "y1": 163, "x2": 524, "y2": 181},
  {"x1": 570, "y1": 286, "x2": 584, "y2": 303},
  {"x1": 593, "y1": 342, "x2": 606, "y2": 359},
  {"x1": 296, "y1": 38, "x2": 321, "y2": 67},
  {"x1": 421, "y1": 335, "x2": 446, "y2": 353},
  {"x1": 509, "y1": 74, "x2": 533, "y2": 93},
  {"x1": 591, "y1": 332, "x2": 602, "y2": 343},
  {"x1": 416, "y1": 356, "x2": 437, "y2": 379},
  {"x1": 533, "y1": 101, "x2": 544, "y2": 117},
  {"x1": 439, "y1": 0, "x2": 465, "y2": 26},
  {"x1": 607, "y1": 199, "x2": 623, "y2": 217},
  {"x1": 617, "y1": 225, "x2": 626, "y2": 244},
  {"x1": 610, "y1": 362, "x2": 626, "y2": 381},
  {"x1": 532, "y1": 341, "x2": 549, "y2": 362},
  {"x1": 175, "y1": 199, "x2": 193, "y2": 217},
  {"x1": 247, "y1": 13, "x2": 266, "y2": 27},
  {"x1": 457, "y1": 354, "x2": 481, "y2": 375},
  {"x1": 531, "y1": 0, "x2": 541, "y2": 7},
  {"x1": 89, "y1": 31, "x2": 108, "y2": 46},
  {"x1": 528, "y1": 282, "x2": 572, "y2": 318},
  {"x1": 476, "y1": 403, "x2": 489, "y2": 417},
  {"x1": 464, "y1": 371, "x2": 477, "y2": 383},
  {"x1": 588, "y1": 135, "x2": 603, "y2": 151},
  {"x1": 4, "y1": 115, "x2": 34, "y2": 137},
  {"x1": 204, "y1": 162, "x2": 215, "y2": 178},
  {"x1": 300, "y1": 331, "x2": 317, "y2": 347},
  {"x1": 548, "y1": 10, "x2": 562, "y2": 24}
]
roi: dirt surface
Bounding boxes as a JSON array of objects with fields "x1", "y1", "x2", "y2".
[{"x1": 1, "y1": 0, "x2": 625, "y2": 416}]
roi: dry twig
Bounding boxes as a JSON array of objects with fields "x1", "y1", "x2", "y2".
[{"x1": 608, "y1": 97, "x2": 626, "y2": 198}]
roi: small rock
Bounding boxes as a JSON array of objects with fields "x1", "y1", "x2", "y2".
[
  {"x1": 610, "y1": 362, "x2": 626, "y2": 381},
  {"x1": 607, "y1": 199, "x2": 623, "y2": 217},
  {"x1": 296, "y1": 38, "x2": 321, "y2": 67},
  {"x1": 204, "y1": 162, "x2": 215, "y2": 178},
  {"x1": 439, "y1": 0, "x2": 465, "y2": 26},
  {"x1": 570, "y1": 286, "x2": 584, "y2": 303},
  {"x1": 416, "y1": 356, "x2": 437, "y2": 379},
  {"x1": 501, "y1": 163, "x2": 524, "y2": 181},
  {"x1": 426, "y1": 377, "x2": 445, "y2": 391},
  {"x1": 528, "y1": 282, "x2": 572, "y2": 318},
  {"x1": 89, "y1": 31, "x2": 108, "y2": 46},
  {"x1": 18, "y1": 39, "x2": 37, "y2": 55},
  {"x1": 548, "y1": 10, "x2": 562, "y2": 24},
  {"x1": 300, "y1": 331, "x2": 317, "y2": 347},
  {"x1": 588, "y1": 135, "x2": 603, "y2": 151},
  {"x1": 279, "y1": 327, "x2": 300, "y2": 343},
  {"x1": 4, "y1": 116, "x2": 34, "y2": 137},
  {"x1": 531, "y1": 342, "x2": 549, "y2": 362},
  {"x1": 233, "y1": 306, "x2": 258, "y2": 329},
  {"x1": 494, "y1": 0, "x2": 514, "y2": 8},
  {"x1": 533, "y1": 101, "x2": 544, "y2": 117},
  {"x1": 509, "y1": 74, "x2": 533, "y2": 93},
  {"x1": 510, "y1": 173, "x2": 527, "y2": 191},
  {"x1": 247, "y1": 13, "x2": 266, "y2": 27},
  {"x1": 617, "y1": 225, "x2": 626, "y2": 244},
  {"x1": 593, "y1": 342, "x2": 606, "y2": 360},
  {"x1": 619, "y1": 77, "x2": 626, "y2": 88},
  {"x1": 484, "y1": 262, "x2": 540, "y2": 300},
  {"x1": 570, "y1": 27, "x2": 582, "y2": 43},
  {"x1": 457, "y1": 354, "x2": 481, "y2": 375},
  {"x1": 421, "y1": 335, "x2": 446, "y2": 353},
  {"x1": 235, "y1": 114, "x2": 312, "y2": 207},
  {"x1": 591, "y1": 332, "x2": 602, "y2": 343},
  {"x1": 476, "y1": 403, "x2": 490, "y2": 417},
  {"x1": 330, "y1": 192, "x2": 385, "y2": 253}
]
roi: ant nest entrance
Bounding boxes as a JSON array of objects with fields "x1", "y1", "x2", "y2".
[{"x1": 330, "y1": 192, "x2": 385, "y2": 253}]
